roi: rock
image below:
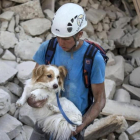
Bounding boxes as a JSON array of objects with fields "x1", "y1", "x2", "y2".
[
  {"x1": 16, "y1": 61, "x2": 36, "y2": 83},
  {"x1": 0, "y1": 113, "x2": 23, "y2": 139},
  {"x1": 105, "y1": 56, "x2": 124, "y2": 86},
  {"x1": 3, "y1": 0, "x2": 45, "y2": 20},
  {"x1": 15, "y1": 14, "x2": 19, "y2": 26},
  {"x1": 0, "y1": 89, "x2": 11, "y2": 116},
  {"x1": 122, "y1": 84, "x2": 140, "y2": 101},
  {"x1": 113, "y1": 89, "x2": 131, "y2": 103},
  {"x1": 115, "y1": 118, "x2": 128, "y2": 133},
  {"x1": 0, "y1": 130, "x2": 10, "y2": 140},
  {"x1": 14, "y1": 127, "x2": 27, "y2": 140},
  {"x1": 5, "y1": 82, "x2": 22, "y2": 97},
  {"x1": 14, "y1": 39, "x2": 42, "y2": 60},
  {"x1": 105, "y1": 79, "x2": 116, "y2": 99},
  {"x1": 103, "y1": 23, "x2": 110, "y2": 31},
  {"x1": 18, "y1": 103, "x2": 36, "y2": 127},
  {"x1": 124, "y1": 62, "x2": 134, "y2": 76},
  {"x1": 0, "y1": 21, "x2": 8, "y2": 31},
  {"x1": 2, "y1": 0, "x2": 15, "y2": 9},
  {"x1": 131, "y1": 31, "x2": 140, "y2": 48},
  {"x1": 108, "y1": 28, "x2": 125, "y2": 41},
  {"x1": 86, "y1": 8, "x2": 106, "y2": 24},
  {"x1": 23, "y1": 125, "x2": 33, "y2": 140},
  {"x1": 7, "y1": 16, "x2": 15, "y2": 32},
  {"x1": 107, "y1": 133, "x2": 115, "y2": 140},
  {"x1": 136, "y1": 57, "x2": 140, "y2": 66},
  {"x1": 10, "y1": 0, "x2": 31, "y2": 3},
  {"x1": 44, "y1": 9, "x2": 54, "y2": 20},
  {"x1": 116, "y1": 33, "x2": 133, "y2": 48},
  {"x1": 129, "y1": 67, "x2": 140, "y2": 87},
  {"x1": 84, "y1": 115, "x2": 126, "y2": 140},
  {"x1": 0, "y1": 59, "x2": 17, "y2": 68},
  {"x1": 131, "y1": 15, "x2": 139, "y2": 26},
  {"x1": 130, "y1": 100, "x2": 140, "y2": 107},
  {"x1": 0, "y1": 61, "x2": 17, "y2": 85},
  {"x1": 106, "y1": 51, "x2": 116, "y2": 66},
  {"x1": 0, "y1": 86, "x2": 18, "y2": 103},
  {"x1": 101, "y1": 99, "x2": 140, "y2": 121},
  {"x1": 9, "y1": 103, "x2": 16, "y2": 116},
  {"x1": 2, "y1": 50, "x2": 16, "y2": 61},
  {"x1": 0, "y1": 48, "x2": 3, "y2": 55},
  {"x1": 83, "y1": 21, "x2": 94, "y2": 35},
  {"x1": 113, "y1": 17, "x2": 131, "y2": 29},
  {"x1": 79, "y1": 0, "x2": 89, "y2": 7},
  {"x1": 118, "y1": 132, "x2": 129, "y2": 140},
  {"x1": 106, "y1": 11, "x2": 116, "y2": 20},
  {"x1": 41, "y1": 0, "x2": 55, "y2": 12},
  {"x1": 126, "y1": 122, "x2": 140, "y2": 140},
  {"x1": 21, "y1": 18, "x2": 51, "y2": 36},
  {"x1": 0, "y1": 31, "x2": 18, "y2": 49},
  {"x1": 0, "y1": 11, "x2": 14, "y2": 21},
  {"x1": 96, "y1": 31, "x2": 107, "y2": 40},
  {"x1": 97, "y1": 22, "x2": 103, "y2": 32}
]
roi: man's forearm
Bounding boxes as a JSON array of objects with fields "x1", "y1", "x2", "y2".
[{"x1": 82, "y1": 98, "x2": 106, "y2": 128}]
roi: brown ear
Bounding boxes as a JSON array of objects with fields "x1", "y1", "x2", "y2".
[
  {"x1": 58, "y1": 66, "x2": 67, "y2": 79},
  {"x1": 58, "y1": 66, "x2": 67, "y2": 91},
  {"x1": 32, "y1": 65, "x2": 46, "y2": 83}
]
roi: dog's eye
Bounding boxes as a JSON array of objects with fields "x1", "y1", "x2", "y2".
[
  {"x1": 47, "y1": 75, "x2": 52, "y2": 78},
  {"x1": 57, "y1": 76, "x2": 60, "y2": 79}
]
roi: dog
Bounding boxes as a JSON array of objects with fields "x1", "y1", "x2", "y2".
[{"x1": 16, "y1": 65, "x2": 82, "y2": 140}]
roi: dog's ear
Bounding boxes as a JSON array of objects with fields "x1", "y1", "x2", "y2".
[
  {"x1": 58, "y1": 66, "x2": 67, "y2": 91},
  {"x1": 32, "y1": 65, "x2": 46, "y2": 83},
  {"x1": 58, "y1": 66, "x2": 67, "y2": 79}
]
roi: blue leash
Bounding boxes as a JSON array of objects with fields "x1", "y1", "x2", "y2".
[
  {"x1": 49, "y1": 93, "x2": 77, "y2": 140},
  {"x1": 56, "y1": 92, "x2": 77, "y2": 125},
  {"x1": 56, "y1": 92, "x2": 77, "y2": 140}
]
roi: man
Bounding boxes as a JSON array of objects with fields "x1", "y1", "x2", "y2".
[{"x1": 28, "y1": 3, "x2": 106, "y2": 140}]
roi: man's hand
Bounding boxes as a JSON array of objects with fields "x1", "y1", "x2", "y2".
[
  {"x1": 27, "y1": 96, "x2": 47, "y2": 108},
  {"x1": 71, "y1": 124, "x2": 84, "y2": 136}
]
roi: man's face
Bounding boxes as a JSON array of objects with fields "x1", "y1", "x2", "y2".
[{"x1": 56, "y1": 36, "x2": 75, "y2": 52}]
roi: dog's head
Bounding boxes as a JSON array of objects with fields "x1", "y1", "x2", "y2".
[{"x1": 32, "y1": 65, "x2": 67, "y2": 92}]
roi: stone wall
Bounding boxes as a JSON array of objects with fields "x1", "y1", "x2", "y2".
[{"x1": 0, "y1": 0, "x2": 140, "y2": 140}]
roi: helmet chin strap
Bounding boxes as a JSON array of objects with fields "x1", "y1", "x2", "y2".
[{"x1": 68, "y1": 35, "x2": 79, "y2": 52}]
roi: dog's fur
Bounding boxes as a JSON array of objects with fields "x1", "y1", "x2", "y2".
[{"x1": 16, "y1": 65, "x2": 82, "y2": 140}]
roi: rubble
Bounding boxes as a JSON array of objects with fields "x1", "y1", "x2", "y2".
[{"x1": 0, "y1": 0, "x2": 140, "y2": 139}]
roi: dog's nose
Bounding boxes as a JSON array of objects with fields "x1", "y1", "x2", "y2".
[{"x1": 53, "y1": 84, "x2": 58, "y2": 89}]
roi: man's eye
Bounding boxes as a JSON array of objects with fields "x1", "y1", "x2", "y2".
[{"x1": 47, "y1": 75, "x2": 52, "y2": 78}]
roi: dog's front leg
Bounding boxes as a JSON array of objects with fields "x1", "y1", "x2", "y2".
[
  {"x1": 31, "y1": 89, "x2": 49, "y2": 101},
  {"x1": 16, "y1": 86, "x2": 30, "y2": 107},
  {"x1": 47, "y1": 103, "x2": 60, "y2": 113}
]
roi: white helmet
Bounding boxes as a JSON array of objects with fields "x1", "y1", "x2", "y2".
[{"x1": 51, "y1": 3, "x2": 87, "y2": 37}]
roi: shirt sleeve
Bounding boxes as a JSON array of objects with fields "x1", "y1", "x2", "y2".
[
  {"x1": 33, "y1": 40, "x2": 49, "y2": 65},
  {"x1": 91, "y1": 50, "x2": 106, "y2": 84}
]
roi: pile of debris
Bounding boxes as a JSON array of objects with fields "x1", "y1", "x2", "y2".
[{"x1": 0, "y1": 0, "x2": 140, "y2": 140}]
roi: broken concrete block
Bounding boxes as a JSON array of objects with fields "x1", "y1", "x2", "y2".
[
  {"x1": 101, "y1": 99, "x2": 140, "y2": 121},
  {"x1": 84, "y1": 115, "x2": 125, "y2": 140}
]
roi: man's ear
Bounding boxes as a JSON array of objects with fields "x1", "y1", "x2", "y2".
[
  {"x1": 77, "y1": 31, "x2": 83, "y2": 39},
  {"x1": 32, "y1": 65, "x2": 46, "y2": 83},
  {"x1": 58, "y1": 66, "x2": 67, "y2": 79}
]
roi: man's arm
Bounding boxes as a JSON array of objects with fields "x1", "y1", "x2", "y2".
[{"x1": 74, "y1": 82, "x2": 106, "y2": 134}]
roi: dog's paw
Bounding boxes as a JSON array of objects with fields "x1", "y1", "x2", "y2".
[
  {"x1": 47, "y1": 103, "x2": 59, "y2": 113},
  {"x1": 16, "y1": 99, "x2": 24, "y2": 107}
]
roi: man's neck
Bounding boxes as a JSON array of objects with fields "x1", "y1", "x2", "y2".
[{"x1": 73, "y1": 39, "x2": 83, "y2": 52}]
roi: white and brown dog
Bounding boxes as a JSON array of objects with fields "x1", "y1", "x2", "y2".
[{"x1": 16, "y1": 65, "x2": 82, "y2": 140}]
